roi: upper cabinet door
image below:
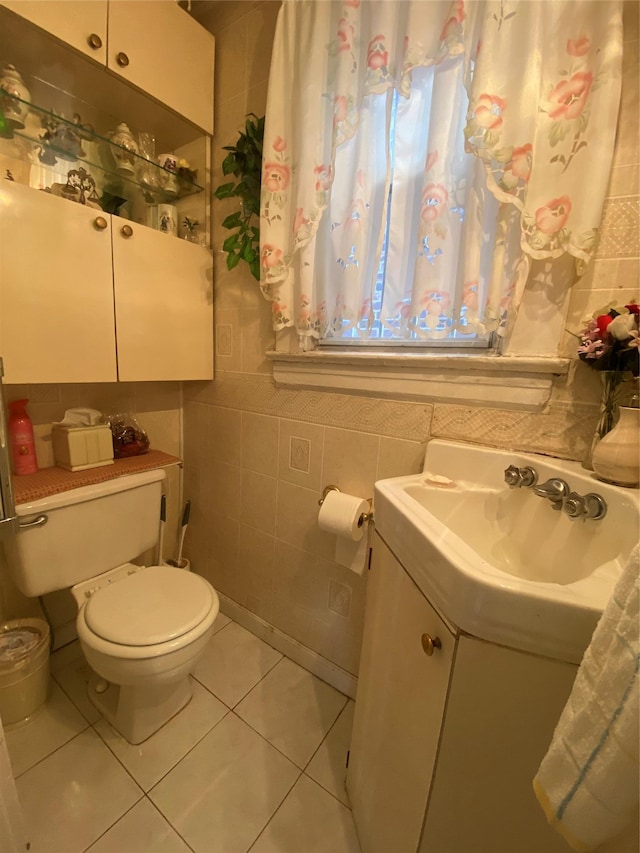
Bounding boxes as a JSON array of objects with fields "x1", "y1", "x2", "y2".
[
  {"x1": 107, "y1": 1, "x2": 214, "y2": 135},
  {"x1": 0, "y1": 0, "x2": 108, "y2": 64},
  {"x1": 112, "y1": 222, "x2": 213, "y2": 381},
  {"x1": 0, "y1": 182, "x2": 118, "y2": 384}
]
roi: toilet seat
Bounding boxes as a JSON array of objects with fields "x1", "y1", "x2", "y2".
[{"x1": 84, "y1": 565, "x2": 215, "y2": 646}]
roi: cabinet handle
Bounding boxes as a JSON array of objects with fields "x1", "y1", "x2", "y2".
[
  {"x1": 421, "y1": 633, "x2": 442, "y2": 656},
  {"x1": 93, "y1": 216, "x2": 108, "y2": 231},
  {"x1": 121, "y1": 224, "x2": 134, "y2": 238},
  {"x1": 87, "y1": 33, "x2": 103, "y2": 50},
  {"x1": 116, "y1": 51, "x2": 130, "y2": 68}
]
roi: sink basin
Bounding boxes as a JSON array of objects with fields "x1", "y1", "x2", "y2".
[{"x1": 374, "y1": 439, "x2": 640, "y2": 664}]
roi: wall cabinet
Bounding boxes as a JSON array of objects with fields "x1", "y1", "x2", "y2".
[
  {"x1": 0, "y1": 181, "x2": 117, "y2": 384},
  {"x1": 0, "y1": 2, "x2": 214, "y2": 384},
  {"x1": 0, "y1": 180, "x2": 212, "y2": 383},
  {"x1": 112, "y1": 215, "x2": 213, "y2": 382},
  {"x1": 0, "y1": 0, "x2": 214, "y2": 134},
  {"x1": 347, "y1": 531, "x2": 577, "y2": 853}
]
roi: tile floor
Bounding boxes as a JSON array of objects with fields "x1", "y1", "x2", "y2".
[{"x1": 5, "y1": 614, "x2": 361, "y2": 853}]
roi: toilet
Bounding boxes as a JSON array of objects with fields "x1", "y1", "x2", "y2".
[{"x1": 9, "y1": 469, "x2": 219, "y2": 744}]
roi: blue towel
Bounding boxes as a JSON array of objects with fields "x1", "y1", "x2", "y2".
[{"x1": 533, "y1": 544, "x2": 639, "y2": 851}]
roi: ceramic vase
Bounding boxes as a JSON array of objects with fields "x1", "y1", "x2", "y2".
[
  {"x1": 0, "y1": 64, "x2": 30, "y2": 133},
  {"x1": 586, "y1": 371, "x2": 626, "y2": 470},
  {"x1": 592, "y1": 406, "x2": 640, "y2": 487},
  {"x1": 109, "y1": 122, "x2": 138, "y2": 174}
]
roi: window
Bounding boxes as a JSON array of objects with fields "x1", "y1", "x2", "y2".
[
  {"x1": 261, "y1": 0, "x2": 618, "y2": 404},
  {"x1": 306, "y1": 56, "x2": 520, "y2": 348}
]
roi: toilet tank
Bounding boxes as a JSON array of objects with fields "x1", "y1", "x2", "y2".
[{"x1": 12, "y1": 469, "x2": 166, "y2": 597}]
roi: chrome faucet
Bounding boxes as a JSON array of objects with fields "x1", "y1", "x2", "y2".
[
  {"x1": 562, "y1": 491, "x2": 607, "y2": 521},
  {"x1": 504, "y1": 465, "x2": 538, "y2": 488},
  {"x1": 532, "y1": 478, "x2": 570, "y2": 509}
]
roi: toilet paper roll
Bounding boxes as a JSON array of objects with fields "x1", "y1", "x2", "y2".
[
  {"x1": 335, "y1": 535, "x2": 368, "y2": 575},
  {"x1": 318, "y1": 490, "x2": 369, "y2": 542}
]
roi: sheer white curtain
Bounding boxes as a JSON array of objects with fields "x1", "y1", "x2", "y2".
[{"x1": 260, "y1": 0, "x2": 623, "y2": 349}]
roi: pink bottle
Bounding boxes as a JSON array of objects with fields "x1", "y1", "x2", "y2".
[{"x1": 8, "y1": 399, "x2": 38, "y2": 475}]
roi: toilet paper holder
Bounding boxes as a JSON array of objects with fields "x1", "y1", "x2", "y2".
[{"x1": 318, "y1": 485, "x2": 373, "y2": 527}]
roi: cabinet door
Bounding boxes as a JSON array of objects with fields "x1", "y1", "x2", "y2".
[
  {"x1": 0, "y1": 1, "x2": 108, "y2": 64},
  {"x1": 0, "y1": 182, "x2": 117, "y2": 384},
  {"x1": 347, "y1": 533, "x2": 455, "y2": 853},
  {"x1": 107, "y1": 2, "x2": 214, "y2": 135},
  {"x1": 419, "y1": 636, "x2": 577, "y2": 853},
  {"x1": 112, "y1": 222, "x2": 213, "y2": 381}
]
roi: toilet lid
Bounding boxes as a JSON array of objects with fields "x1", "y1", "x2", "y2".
[{"x1": 84, "y1": 566, "x2": 214, "y2": 646}]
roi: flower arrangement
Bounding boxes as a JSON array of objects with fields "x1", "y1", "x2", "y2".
[
  {"x1": 182, "y1": 217, "x2": 200, "y2": 243},
  {"x1": 578, "y1": 302, "x2": 639, "y2": 372},
  {"x1": 577, "y1": 301, "x2": 639, "y2": 441}
]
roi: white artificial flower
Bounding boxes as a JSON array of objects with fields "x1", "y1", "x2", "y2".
[{"x1": 608, "y1": 313, "x2": 637, "y2": 341}]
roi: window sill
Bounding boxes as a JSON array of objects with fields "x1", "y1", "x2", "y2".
[{"x1": 266, "y1": 350, "x2": 570, "y2": 410}]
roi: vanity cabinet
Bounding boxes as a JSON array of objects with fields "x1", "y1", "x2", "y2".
[
  {"x1": 347, "y1": 531, "x2": 576, "y2": 853},
  {"x1": 0, "y1": 180, "x2": 213, "y2": 383},
  {"x1": 347, "y1": 534, "x2": 455, "y2": 853},
  {"x1": 0, "y1": 0, "x2": 214, "y2": 134}
]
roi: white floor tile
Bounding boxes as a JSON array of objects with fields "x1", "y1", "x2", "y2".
[
  {"x1": 306, "y1": 700, "x2": 355, "y2": 806},
  {"x1": 51, "y1": 645, "x2": 101, "y2": 724},
  {"x1": 235, "y1": 657, "x2": 347, "y2": 768},
  {"x1": 212, "y1": 611, "x2": 232, "y2": 634},
  {"x1": 86, "y1": 797, "x2": 191, "y2": 853},
  {"x1": 4, "y1": 678, "x2": 89, "y2": 777},
  {"x1": 49, "y1": 640, "x2": 84, "y2": 674},
  {"x1": 150, "y1": 712, "x2": 299, "y2": 853},
  {"x1": 251, "y1": 774, "x2": 361, "y2": 853},
  {"x1": 94, "y1": 678, "x2": 228, "y2": 791},
  {"x1": 16, "y1": 728, "x2": 142, "y2": 853},
  {"x1": 192, "y1": 621, "x2": 282, "y2": 708}
]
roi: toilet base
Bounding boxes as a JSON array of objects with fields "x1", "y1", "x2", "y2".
[{"x1": 88, "y1": 672, "x2": 193, "y2": 744}]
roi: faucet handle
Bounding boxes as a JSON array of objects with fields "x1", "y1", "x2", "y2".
[
  {"x1": 504, "y1": 465, "x2": 538, "y2": 488},
  {"x1": 563, "y1": 491, "x2": 607, "y2": 521},
  {"x1": 532, "y1": 478, "x2": 570, "y2": 509},
  {"x1": 563, "y1": 491, "x2": 587, "y2": 519}
]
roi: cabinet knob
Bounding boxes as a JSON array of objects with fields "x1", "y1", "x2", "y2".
[
  {"x1": 116, "y1": 51, "x2": 130, "y2": 68},
  {"x1": 421, "y1": 633, "x2": 442, "y2": 656},
  {"x1": 87, "y1": 33, "x2": 103, "y2": 50},
  {"x1": 121, "y1": 224, "x2": 134, "y2": 238},
  {"x1": 93, "y1": 216, "x2": 108, "y2": 231}
]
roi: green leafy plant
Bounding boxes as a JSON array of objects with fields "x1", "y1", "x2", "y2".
[{"x1": 214, "y1": 114, "x2": 264, "y2": 281}]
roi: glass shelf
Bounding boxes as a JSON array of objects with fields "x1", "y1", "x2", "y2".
[{"x1": 0, "y1": 91, "x2": 204, "y2": 215}]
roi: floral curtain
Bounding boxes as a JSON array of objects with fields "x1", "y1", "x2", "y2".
[{"x1": 260, "y1": 0, "x2": 623, "y2": 347}]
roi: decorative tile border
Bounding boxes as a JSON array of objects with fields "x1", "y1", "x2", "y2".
[
  {"x1": 431, "y1": 400, "x2": 599, "y2": 461},
  {"x1": 595, "y1": 197, "x2": 640, "y2": 259},
  {"x1": 186, "y1": 375, "x2": 433, "y2": 441}
]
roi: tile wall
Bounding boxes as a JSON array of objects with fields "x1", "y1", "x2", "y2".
[{"x1": 182, "y1": 0, "x2": 640, "y2": 679}]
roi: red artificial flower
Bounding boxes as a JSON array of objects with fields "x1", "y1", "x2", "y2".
[{"x1": 595, "y1": 314, "x2": 614, "y2": 337}]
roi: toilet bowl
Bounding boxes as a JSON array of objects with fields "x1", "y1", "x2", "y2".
[
  {"x1": 73, "y1": 562, "x2": 219, "y2": 743},
  {"x1": 10, "y1": 469, "x2": 220, "y2": 744}
]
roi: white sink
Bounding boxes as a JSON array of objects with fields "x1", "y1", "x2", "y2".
[{"x1": 374, "y1": 439, "x2": 640, "y2": 663}]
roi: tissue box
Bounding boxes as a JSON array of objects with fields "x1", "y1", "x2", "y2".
[{"x1": 52, "y1": 424, "x2": 114, "y2": 472}]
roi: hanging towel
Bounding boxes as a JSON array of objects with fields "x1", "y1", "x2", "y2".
[{"x1": 533, "y1": 543, "x2": 639, "y2": 852}]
